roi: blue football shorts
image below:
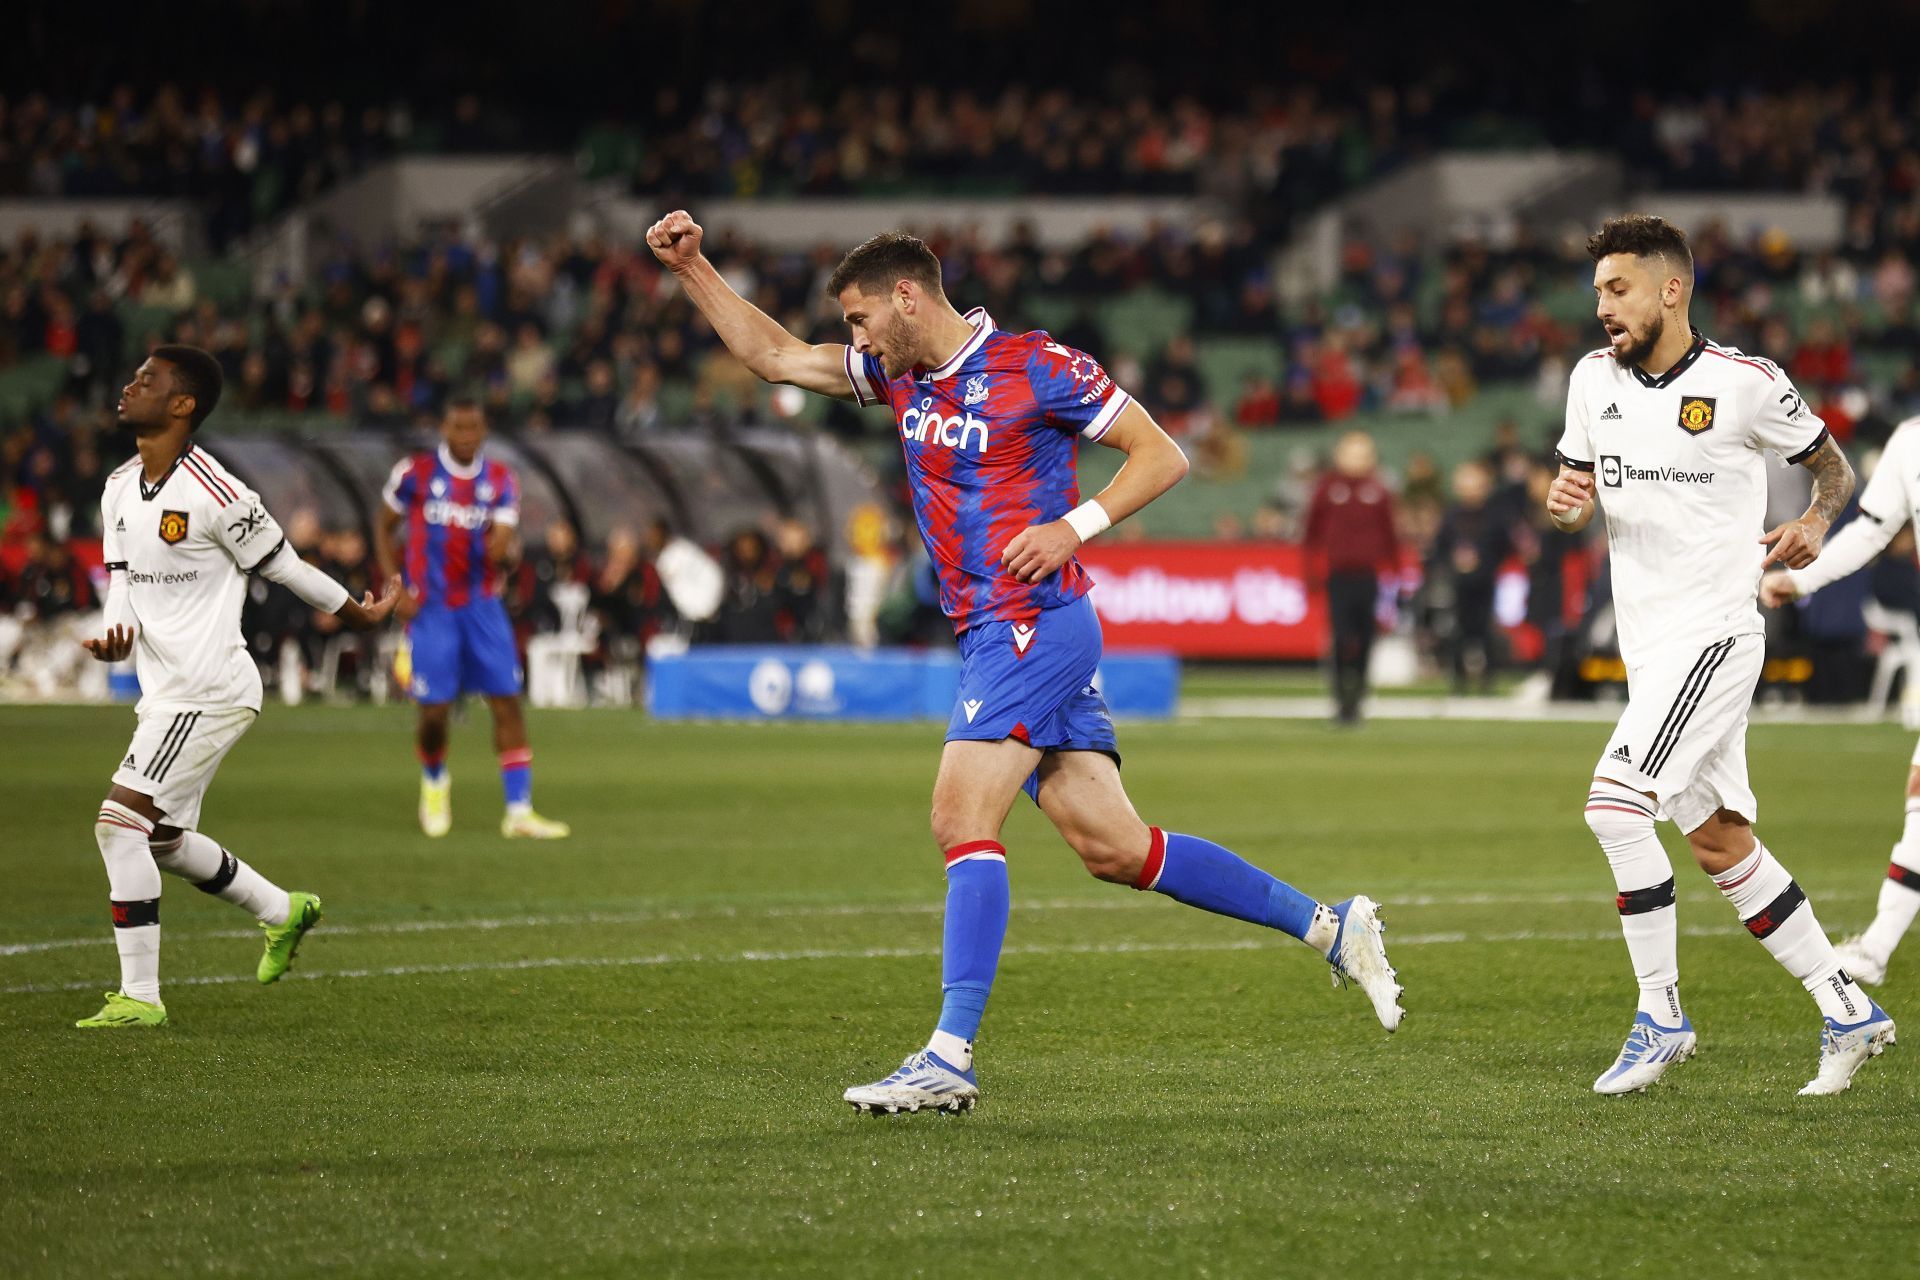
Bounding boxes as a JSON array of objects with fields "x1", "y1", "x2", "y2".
[
  {"x1": 407, "y1": 598, "x2": 523, "y2": 704},
  {"x1": 945, "y1": 593, "x2": 1120, "y2": 801}
]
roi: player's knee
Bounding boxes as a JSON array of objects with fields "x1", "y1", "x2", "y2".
[
  {"x1": 1686, "y1": 811, "x2": 1752, "y2": 869},
  {"x1": 1583, "y1": 783, "x2": 1654, "y2": 852},
  {"x1": 928, "y1": 803, "x2": 984, "y2": 856},
  {"x1": 1063, "y1": 826, "x2": 1145, "y2": 884}
]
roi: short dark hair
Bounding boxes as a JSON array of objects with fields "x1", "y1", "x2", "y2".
[
  {"x1": 152, "y1": 343, "x2": 223, "y2": 429},
  {"x1": 1587, "y1": 214, "x2": 1693, "y2": 281},
  {"x1": 826, "y1": 231, "x2": 943, "y2": 300},
  {"x1": 444, "y1": 394, "x2": 483, "y2": 417}
]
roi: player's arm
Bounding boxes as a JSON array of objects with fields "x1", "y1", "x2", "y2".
[
  {"x1": 374, "y1": 503, "x2": 403, "y2": 581},
  {"x1": 645, "y1": 210, "x2": 858, "y2": 401},
  {"x1": 1002, "y1": 400, "x2": 1188, "y2": 584},
  {"x1": 1760, "y1": 434, "x2": 1855, "y2": 570},
  {"x1": 252, "y1": 540, "x2": 403, "y2": 631},
  {"x1": 82, "y1": 488, "x2": 135, "y2": 661},
  {"x1": 1762, "y1": 430, "x2": 1906, "y2": 604}
]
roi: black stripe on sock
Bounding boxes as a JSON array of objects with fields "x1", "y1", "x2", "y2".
[
  {"x1": 195, "y1": 850, "x2": 239, "y2": 895},
  {"x1": 1743, "y1": 880, "x2": 1808, "y2": 939},
  {"x1": 1616, "y1": 877, "x2": 1677, "y2": 915},
  {"x1": 110, "y1": 898, "x2": 160, "y2": 928},
  {"x1": 1889, "y1": 863, "x2": 1920, "y2": 893},
  {"x1": 149, "y1": 712, "x2": 200, "y2": 782},
  {"x1": 1645, "y1": 639, "x2": 1736, "y2": 777}
]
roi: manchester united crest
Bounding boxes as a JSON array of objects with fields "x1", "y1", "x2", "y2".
[
  {"x1": 1676, "y1": 396, "x2": 1717, "y2": 435},
  {"x1": 158, "y1": 509, "x2": 189, "y2": 544}
]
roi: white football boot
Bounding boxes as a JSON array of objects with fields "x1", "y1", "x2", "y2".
[
  {"x1": 844, "y1": 1050, "x2": 978, "y2": 1115},
  {"x1": 1799, "y1": 1000, "x2": 1897, "y2": 1096},
  {"x1": 1328, "y1": 895, "x2": 1405, "y2": 1031},
  {"x1": 1593, "y1": 1012, "x2": 1697, "y2": 1095}
]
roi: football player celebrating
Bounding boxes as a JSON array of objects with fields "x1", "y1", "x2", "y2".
[
  {"x1": 648, "y1": 211, "x2": 1403, "y2": 1115},
  {"x1": 1761, "y1": 417, "x2": 1920, "y2": 987},
  {"x1": 78, "y1": 346, "x2": 402, "y2": 1027},
  {"x1": 1549, "y1": 215, "x2": 1895, "y2": 1095}
]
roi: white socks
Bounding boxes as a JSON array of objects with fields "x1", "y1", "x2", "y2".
[
  {"x1": 1712, "y1": 843, "x2": 1870, "y2": 1024},
  {"x1": 150, "y1": 830, "x2": 291, "y2": 925},
  {"x1": 1586, "y1": 780, "x2": 1682, "y2": 1026},
  {"x1": 1858, "y1": 803, "x2": 1920, "y2": 964},
  {"x1": 927, "y1": 1030, "x2": 972, "y2": 1071},
  {"x1": 97, "y1": 801, "x2": 162, "y2": 1005}
]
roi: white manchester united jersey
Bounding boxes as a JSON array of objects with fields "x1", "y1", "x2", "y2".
[
  {"x1": 102, "y1": 443, "x2": 286, "y2": 712},
  {"x1": 1557, "y1": 333, "x2": 1828, "y2": 661}
]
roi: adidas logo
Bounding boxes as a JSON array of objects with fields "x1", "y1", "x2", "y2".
[
  {"x1": 1600, "y1": 403, "x2": 1623, "y2": 420},
  {"x1": 115, "y1": 517, "x2": 126, "y2": 532},
  {"x1": 1608, "y1": 744, "x2": 1632, "y2": 764},
  {"x1": 123, "y1": 753, "x2": 137, "y2": 769}
]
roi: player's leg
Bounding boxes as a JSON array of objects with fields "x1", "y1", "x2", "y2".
[
  {"x1": 844, "y1": 737, "x2": 1037, "y2": 1114},
  {"x1": 1673, "y1": 688, "x2": 1893, "y2": 1094},
  {"x1": 409, "y1": 609, "x2": 459, "y2": 837},
  {"x1": 469, "y1": 598, "x2": 566, "y2": 838},
  {"x1": 1836, "y1": 755, "x2": 1920, "y2": 984},
  {"x1": 131, "y1": 707, "x2": 322, "y2": 983},
  {"x1": 1032, "y1": 749, "x2": 1402, "y2": 1030},
  {"x1": 77, "y1": 775, "x2": 167, "y2": 1027},
  {"x1": 1582, "y1": 653, "x2": 1704, "y2": 1092}
]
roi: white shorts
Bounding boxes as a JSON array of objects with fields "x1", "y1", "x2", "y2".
[
  {"x1": 1909, "y1": 734, "x2": 1920, "y2": 769},
  {"x1": 1594, "y1": 633, "x2": 1764, "y2": 834},
  {"x1": 109, "y1": 706, "x2": 256, "y2": 830}
]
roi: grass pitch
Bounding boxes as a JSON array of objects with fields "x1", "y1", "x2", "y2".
[{"x1": 2, "y1": 703, "x2": 1916, "y2": 1278}]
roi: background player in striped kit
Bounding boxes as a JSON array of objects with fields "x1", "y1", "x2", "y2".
[
  {"x1": 376, "y1": 400, "x2": 569, "y2": 840},
  {"x1": 1762, "y1": 415, "x2": 1920, "y2": 985},
  {"x1": 649, "y1": 211, "x2": 1403, "y2": 1115},
  {"x1": 1548, "y1": 215, "x2": 1894, "y2": 1095},
  {"x1": 78, "y1": 345, "x2": 403, "y2": 1028}
]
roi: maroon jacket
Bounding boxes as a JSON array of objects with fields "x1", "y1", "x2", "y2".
[{"x1": 1303, "y1": 472, "x2": 1399, "y2": 575}]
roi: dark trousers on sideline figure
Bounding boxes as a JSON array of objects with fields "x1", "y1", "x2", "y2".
[{"x1": 1326, "y1": 571, "x2": 1377, "y2": 723}]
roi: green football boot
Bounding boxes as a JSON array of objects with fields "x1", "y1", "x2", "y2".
[
  {"x1": 258, "y1": 891, "x2": 323, "y2": 984},
  {"x1": 76, "y1": 991, "x2": 168, "y2": 1029}
]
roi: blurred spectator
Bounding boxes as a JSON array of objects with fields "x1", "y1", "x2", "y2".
[
  {"x1": 1303, "y1": 431, "x2": 1398, "y2": 724},
  {"x1": 709, "y1": 528, "x2": 781, "y2": 643},
  {"x1": 1429, "y1": 460, "x2": 1513, "y2": 694}
]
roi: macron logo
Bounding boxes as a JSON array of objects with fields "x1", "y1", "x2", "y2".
[
  {"x1": 1011, "y1": 624, "x2": 1035, "y2": 653},
  {"x1": 963, "y1": 699, "x2": 983, "y2": 723}
]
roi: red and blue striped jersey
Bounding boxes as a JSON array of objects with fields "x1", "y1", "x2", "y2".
[
  {"x1": 845, "y1": 308, "x2": 1133, "y2": 633},
  {"x1": 382, "y1": 444, "x2": 521, "y2": 608}
]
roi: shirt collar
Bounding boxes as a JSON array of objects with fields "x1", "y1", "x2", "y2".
[
  {"x1": 919, "y1": 307, "x2": 995, "y2": 381},
  {"x1": 438, "y1": 443, "x2": 484, "y2": 480},
  {"x1": 1629, "y1": 327, "x2": 1707, "y2": 390}
]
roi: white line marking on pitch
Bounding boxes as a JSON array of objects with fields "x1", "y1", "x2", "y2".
[
  {"x1": 0, "y1": 924, "x2": 1810, "y2": 996},
  {"x1": 0, "y1": 888, "x2": 1870, "y2": 959}
]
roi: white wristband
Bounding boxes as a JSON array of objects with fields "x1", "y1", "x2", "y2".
[{"x1": 1062, "y1": 499, "x2": 1112, "y2": 544}]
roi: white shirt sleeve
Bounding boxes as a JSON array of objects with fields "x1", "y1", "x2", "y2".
[
  {"x1": 253, "y1": 542, "x2": 351, "y2": 614},
  {"x1": 208, "y1": 482, "x2": 289, "y2": 573},
  {"x1": 1555, "y1": 364, "x2": 1594, "y2": 469},
  {"x1": 1748, "y1": 371, "x2": 1828, "y2": 462}
]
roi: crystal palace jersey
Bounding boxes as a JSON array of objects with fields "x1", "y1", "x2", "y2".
[
  {"x1": 1556, "y1": 332, "x2": 1828, "y2": 661},
  {"x1": 101, "y1": 443, "x2": 286, "y2": 712},
  {"x1": 382, "y1": 444, "x2": 520, "y2": 608},
  {"x1": 845, "y1": 308, "x2": 1133, "y2": 632}
]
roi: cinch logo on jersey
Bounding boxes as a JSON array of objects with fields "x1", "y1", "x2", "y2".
[
  {"x1": 422, "y1": 498, "x2": 494, "y2": 530},
  {"x1": 900, "y1": 396, "x2": 991, "y2": 454},
  {"x1": 1599, "y1": 455, "x2": 1715, "y2": 488}
]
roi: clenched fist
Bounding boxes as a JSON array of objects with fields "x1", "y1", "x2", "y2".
[
  {"x1": 1758, "y1": 570, "x2": 1801, "y2": 608},
  {"x1": 646, "y1": 210, "x2": 704, "y2": 272},
  {"x1": 1546, "y1": 469, "x2": 1595, "y2": 524}
]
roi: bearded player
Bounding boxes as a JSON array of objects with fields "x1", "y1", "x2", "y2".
[
  {"x1": 1548, "y1": 214, "x2": 1894, "y2": 1095},
  {"x1": 647, "y1": 211, "x2": 1403, "y2": 1114},
  {"x1": 1762, "y1": 415, "x2": 1920, "y2": 987},
  {"x1": 76, "y1": 346, "x2": 402, "y2": 1027}
]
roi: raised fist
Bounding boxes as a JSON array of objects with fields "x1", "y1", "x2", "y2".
[{"x1": 646, "y1": 210, "x2": 704, "y2": 272}]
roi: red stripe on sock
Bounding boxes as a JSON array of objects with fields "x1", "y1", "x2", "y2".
[
  {"x1": 97, "y1": 812, "x2": 151, "y2": 834},
  {"x1": 1890, "y1": 862, "x2": 1920, "y2": 891},
  {"x1": 499, "y1": 748, "x2": 533, "y2": 768},
  {"x1": 1714, "y1": 862, "x2": 1761, "y2": 892},
  {"x1": 1134, "y1": 826, "x2": 1167, "y2": 891},
  {"x1": 417, "y1": 746, "x2": 447, "y2": 768},
  {"x1": 1584, "y1": 805, "x2": 1651, "y2": 817},
  {"x1": 943, "y1": 839, "x2": 1005, "y2": 867}
]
